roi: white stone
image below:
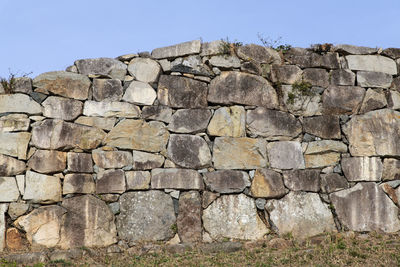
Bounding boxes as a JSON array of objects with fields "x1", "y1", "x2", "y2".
[
  {"x1": 0, "y1": 132, "x2": 31, "y2": 159},
  {"x1": 74, "y1": 116, "x2": 116, "y2": 131},
  {"x1": 128, "y1": 58, "x2": 161, "y2": 83},
  {"x1": 23, "y1": 171, "x2": 62, "y2": 204},
  {"x1": 0, "y1": 177, "x2": 19, "y2": 202},
  {"x1": 267, "y1": 141, "x2": 305, "y2": 170},
  {"x1": 345, "y1": 55, "x2": 397, "y2": 75},
  {"x1": 0, "y1": 114, "x2": 29, "y2": 132},
  {"x1": 209, "y1": 55, "x2": 240, "y2": 68},
  {"x1": 83, "y1": 100, "x2": 140, "y2": 118},
  {"x1": 0, "y1": 204, "x2": 8, "y2": 251},
  {"x1": 16, "y1": 175, "x2": 25, "y2": 195},
  {"x1": 152, "y1": 40, "x2": 201, "y2": 59},
  {"x1": 122, "y1": 81, "x2": 157, "y2": 105},
  {"x1": 0, "y1": 94, "x2": 42, "y2": 114}
]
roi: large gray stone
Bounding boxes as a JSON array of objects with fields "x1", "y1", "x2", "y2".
[
  {"x1": 357, "y1": 71, "x2": 393, "y2": 88},
  {"x1": 117, "y1": 191, "x2": 176, "y2": 241},
  {"x1": 0, "y1": 94, "x2": 42, "y2": 114},
  {"x1": 267, "y1": 141, "x2": 305, "y2": 170},
  {"x1": 128, "y1": 58, "x2": 161, "y2": 83},
  {"x1": 345, "y1": 55, "x2": 397, "y2": 75},
  {"x1": 303, "y1": 115, "x2": 341, "y2": 139},
  {"x1": 207, "y1": 106, "x2": 246, "y2": 137},
  {"x1": 203, "y1": 194, "x2": 269, "y2": 240},
  {"x1": 83, "y1": 100, "x2": 140, "y2": 118},
  {"x1": 141, "y1": 106, "x2": 173, "y2": 123},
  {"x1": 151, "y1": 168, "x2": 204, "y2": 190},
  {"x1": 11, "y1": 77, "x2": 32, "y2": 94},
  {"x1": 0, "y1": 114, "x2": 30, "y2": 132},
  {"x1": 246, "y1": 108, "x2": 302, "y2": 140},
  {"x1": 122, "y1": 81, "x2": 157, "y2": 106},
  {"x1": 0, "y1": 132, "x2": 31, "y2": 160},
  {"x1": 330, "y1": 69, "x2": 355, "y2": 86},
  {"x1": 382, "y1": 158, "x2": 400, "y2": 181},
  {"x1": 209, "y1": 55, "x2": 240, "y2": 68},
  {"x1": 285, "y1": 49, "x2": 339, "y2": 69},
  {"x1": 237, "y1": 44, "x2": 281, "y2": 64},
  {"x1": 168, "y1": 109, "x2": 212, "y2": 133},
  {"x1": 0, "y1": 154, "x2": 25, "y2": 176},
  {"x1": 270, "y1": 65, "x2": 302, "y2": 84},
  {"x1": 67, "y1": 152, "x2": 93, "y2": 173},
  {"x1": 104, "y1": 119, "x2": 169, "y2": 153},
  {"x1": 333, "y1": 44, "x2": 378, "y2": 55},
  {"x1": 75, "y1": 57, "x2": 127, "y2": 80},
  {"x1": 302, "y1": 68, "x2": 329, "y2": 88},
  {"x1": 250, "y1": 169, "x2": 288, "y2": 198},
  {"x1": 152, "y1": 40, "x2": 201, "y2": 59},
  {"x1": 320, "y1": 173, "x2": 348, "y2": 193},
  {"x1": 96, "y1": 169, "x2": 126, "y2": 194},
  {"x1": 208, "y1": 71, "x2": 279, "y2": 108},
  {"x1": 132, "y1": 150, "x2": 164, "y2": 170},
  {"x1": 92, "y1": 149, "x2": 132, "y2": 169},
  {"x1": 322, "y1": 85, "x2": 365, "y2": 115},
  {"x1": 282, "y1": 169, "x2": 320, "y2": 192},
  {"x1": 203, "y1": 170, "x2": 250, "y2": 193},
  {"x1": 341, "y1": 157, "x2": 382, "y2": 182},
  {"x1": 59, "y1": 195, "x2": 117, "y2": 249},
  {"x1": 28, "y1": 150, "x2": 66, "y2": 174},
  {"x1": 281, "y1": 84, "x2": 322, "y2": 117},
  {"x1": 177, "y1": 191, "x2": 202, "y2": 243},
  {"x1": 167, "y1": 134, "x2": 211, "y2": 169},
  {"x1": 158, "y1": 75, "x2": 208, "y2": 108},
  {"x1": 42, "y1": 96, "x2": 83, "y2": 121},
  {"x1": 201, "y1": 40, "x2": 224, "y2": 56},
  {"x1": 92, "y1": 79, "x2": 123, "y2": 101},
  {"x1": 343, "y1": 109, "x2": 400, "y2": 156},
  {"x1": 33, "y1": 71, "x2": 91, "y2": 100},
  {"x1": 213, "y1": 137, "x2": 267, "y2": 169},
  {"x1": 31, "y1": 119, "x2": 105, "y2": 150},
  {"x1": 23, "y1": 171, "x2": 61, "y2": 204},
  {"x1": 382, "y1": 48, "x2": 400, "y2": 59},
  {"x1": 74, "y1": 116, "x2": 116, "y2": 131},
  {"x1": 170, "y1": 55, "x2": 213, "y2": 76},
  {"x1": 331, "y1": 183, "x2": 400, "y2": 232},
  {"x1": 358, "y1": 89, "x2": 387, "y2": 114},
  {"x1": 63, "y1": 174, "x2": 95, "y2": 194},
  {"x1": 266, "y1": 192, "x2": 336, "y2": 238},
  {"x1": 7, "y1": 202, "x2": 29, "y2": 220},
  {"x1": 0, "y1": 177, "x2": 19, "y2": 202}
]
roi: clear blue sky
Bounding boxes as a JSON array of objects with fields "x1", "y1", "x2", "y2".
[{"x1": 1, "y1": 0, "x2": 399, "y2": 78}]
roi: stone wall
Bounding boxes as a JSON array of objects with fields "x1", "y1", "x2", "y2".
[{"x1": 1, "y1": 40, "x2": 400, "y2": 251}]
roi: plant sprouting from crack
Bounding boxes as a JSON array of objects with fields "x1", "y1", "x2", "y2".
[
  {"x1": 218, "y1": 37, "x2": 243, "y2": 55},
  {"x1": 0, "y1": 70, "x2": 32, "y2": 94},
  {"x1": 287, "y1": 80, "x2": 314, "y2": 105},
  {"x1": 257, "y1": 33, "x2": 292, "y2": 53}
]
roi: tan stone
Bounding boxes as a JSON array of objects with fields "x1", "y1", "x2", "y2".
[
  {"x1": 151, "y1": 168, "x2": 204, "y2": 190},
  {"x1": 23, "y1": 171, "x2": 62, "y2": 204},
  {"x1": 0, "y1": 94, "x2": 42, "y2": 114},
  {"x1": 126, "y1": 171, "x2": 150, "y2": 190},
  {"x1": 74, "y1": 116, "x2": 116, "y2": 131},
  {"x1": 104, "y1": 119, "x2": 169, "y2": 152},
  {"x1": 0, "y1": 177, "x2": 19, "y2": 202},
  {"x1": 42, "y1": 96, "x2": 83, "y2": 121},
  {"x1": 0, "y1": 114, "x2": 30, "y2": 132},
  {"x1": 28, "y1": 150, "x2": 66, "y2": 174},
  {"x1": 92, "y1": 149, "x2": 132, "y2": 169},
  {"x1": 207, "y1": 106, "x2": 245, "y2": 137},
  {"x1": 0, "y1": 154, "x2": 26, "y2": 176},
  {"x1": 96, "y1": 169, "x2": 126, "y2": 194},
  {"x1": 382, "y1": 158, "x2": 400, "y2": 181},
  {"x1": 341, "y1": 157, "x2": 382, "y2": 182},
  {"x1": 250, "y1": 169, "x2": 288, "y2": 198},
  {"x1": 6, "y1": 228, "x2": 26, "y2": 251},
  {"x1": 83, "y1": 101, "x2": 140, "y2": 118},
  {"x1": 305, "y1": 153, "x2": 341, "y2": 168},
  {"x1": 132, "y1": 150, "x2": 164, "y2": 170},
  {"x1": 305, "y1": 140, "x2": 347, "y2": 154},
  {"x1": 63, "y1": 174, "x2": 95, "y2": 194},
  {"x1": 0, "y1": 132, "x2": 31, "y2": 159}
]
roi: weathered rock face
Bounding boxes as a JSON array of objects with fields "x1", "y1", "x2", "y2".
[
  {"x1": 203, "y1": 170, "x2": 250, "y2": 193},
  {"x1": 28, "y1": 150, "x2": 66, "y2": 174},
  {"x1": 8, "y1": 203, "x2": 29, "y2": 220},
  {"x1": 343, "y1": 109, "x2": 400, "y2": 156},
  {"x1": 92, "y1": 79, "x2": 123, "y2": 102},
  {"x1": 209, "y1": 55, "x2": 240, "y2": 68},
  {"x1": 92, "y1": 149, "x2": 132, "y2": 169},
  {"x1": 304, "y1": 140, "x2": 346, "y2": 168},
  {"x1": 168, "y1": 109, "x2": 212, "y2": 133},
  {"x1": 177, "y1": 191, "x2": 202, "y2": 243},
  {"x1": 74, "y1": 57, "x2": 127, "y2": 80},
  {"x1": 341, "y1": 157, "x2": 382, "y2": 182},
  {"x1": 246, "y1": 108, "x2": 302, "y2": 140},
  {"x1": 67, "y1": 152, "x2": 93, "y2": 173},
  {"x1": 203, "y1": 194, "x2": 269, "y2": 240},
  {"x1": 132, "y1": 150, "x2": 164, "y2": 170},
  {"x1": 208, "y1": 71, "x2": 279, "y2": 108},
  {"x1": 322, "y1": 85, "x2": 365, "y2": 114},
  {"x1": 74, "y1": 116, "x2": 116, "y2": 131},
  {"x1": 31, "y1": 119, "x2": 105, "y2": 150},
  {"x1": 382, "y1": 158, "x2": 400, "y2": 181},
  {"x1": 266, "y1": 192, "x2": 336, "y2": 238},
  {"x1": 0, "y1": 204, "x2": 6, "y2": 251},
  {"x1": 158, "y1": 75, "x2": 208, "y2": 108},
  {"x1": 15, "y1": 206, "x2": 67, "y2": 248},
  {"x1": 267, "y1": 141, "x2": 305, "y2": 170},
  {"x1": 345, "y1": 55, "x2": 397, "y2": 75},
  {"x1": 104, "y1": 119, "x2": 169, "y2": 152},
  {"x1": 42, "y1": 96, "x2": 83, "y2": 121},
  {"x1": 213, "y1": 137, "x2": 267, "y2": 169},
  {"x1": 0, "y1": 154, "x2": 26, "y2": 176},
  {"x1": 0, "y1": 132, "x2": 31, "y2": 160},
  {"x1": 330, "y1": 69, "x2": 355, "y2": 86},
  {"x1": 303, "y1": 115, "x2": 341, "y2": 139},
  {"x1": 334, "y1": 44, "x2": 378, "y2": 55},
  {"x1": 331, "y1": 183, "x2": 400, "y2": 232},
  {"x1": 357, "y1": 71, "x2": 393, "y2": 88},
  {"x1": 128, "y1": 58, "x2": 161, "y2": 83},
  {"x1": 63, "y1": 174, "x2": 95, "y2": 194},
  {"x1": 358, "y1": 89, "x2": 387, "y2": 114},
  {"x1": 0, "y1": 177, "x2": 20, "y2": 202},
  {"x1": 321, "y1": 173, "x2": 348, "y2": 193},
  {"x1": 33, "y1": 71, "x2": 91, "y2": 100},
  {"x1": 59, "y1": 195, "x2": 117, "y2": 249},
  {"x1": 23, "y1": 171, "x2": 62, "y2": 204},
  {"x1": 152, "y1": 40, "x2": 201, "y2": 59},
  {"x1": 151, "y1": 168, "x2": 204, "y2": 190},
  {"x1": 270, "y1": 65, "x2": 302, "y2": 84},
  {"x1": 83, "y1": 101, "x2": 140, "y2": 118},
  {"x1": 141, "y1": 106, "x2": 172, "y2": 123},
  {"x1": 0, "y1": 94, "x2": 41, "y2": 115},
  {"x1": 237, "y1": 44, "x2": 281, "y2": 64},
  {"x1": 167, "y1": 134, "x2": 211, "y2": 169},
  {"x1": 96, "y1": 169, "x2": 126, "y2": 194},
  {"x1": 6, "y1": 228, "x2": 26, "y2": 251},
  {"x1": 0, "y1": 114, "x2": 30, "y2": 132},
  {"x1": 207, "y1": 106, "x2": 246, "y2": 137},
  {"x1": 250, "y1": 169, "x2": 288, "y2": 198},
  {"x1": 122, "y1": 81, "x2": 157, "y2": 106},
  {"x1": 281, "y1": 84, "x2": 321, "y2": 117},
  {"x1": 282, "y1": 169, "x2": 320, "y2": 192},
  {"x1": 117, "y1": 191, "x2": 176, "y2": 242},
  {"x1": 125, "y1": 171, "x2": 150, "y2": 190},
  {"x1": 303, "y1": 68, "x2": 329, "y2": 88}
]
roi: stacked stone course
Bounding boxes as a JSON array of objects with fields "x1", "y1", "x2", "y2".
[{"x1": 1, "y1": 40, "x2": 400, "y2": 251}]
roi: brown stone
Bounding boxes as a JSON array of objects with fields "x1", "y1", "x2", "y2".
[
  {"x1": 303, "y1": 115, "x2": 341, "y2": 139},
  {"x1": 6, "y1": 228, "x2": 27, "y2": 251},
  {"x1": 250, "y1": 169, "x2": 287, "y2": 198},
  {"x1": 202, "y1": 191, "x2": 220, "y2": 208},
  {"x1": 158, "y1": 75, "x2": 208, "y2": 108},
  {"x1": 67, "y1": 152, "x2": 93, "y2": 173},
  {"x1": 320, "y1": 173, "x2": 348, "y2": 193},
  {"x1": 125, "y1": 171, "x2": 150, "y2": 190},
  {"x1": 302, "y1": 68, "x2": 329, "y2": 88},
  {"x1": 0, "y1": 154, "x2": 26, "y2": 176},
  {"x1": 236, "y1": 44, "x2": 281, "y2": 64},
  {"x1": 151, "y1": 168, "x2": 204, "y2": 190},
  {"x1": 358, "y1": 89, "x2": 387, "y2": 114},
  {"x1": 203, "y1": 170, "x2": 250, "y2": 193},
  {"x1": 322, "y1": 85, "x2": 365, "y2": 115},
  {"x1": 96, "y1": 169, "x2": 126, "y2": 194},
  {"x1": 132, "y1": 150, "x2": 164, "y2": 170},
  {"x1": 270, "y1": 65, "x2": 302, "y2": 84},
  {"x1": 63, "y1": 174, "x2": 95, "y2": 194},
  {"x1": 282, "y1": 169, "x2": 320, "y2": 192},
  {"x1": 92, "y1": 149, "x2": 132, "y2": 169},
  {"x1": 92, "y1": 79, "x2": 123, "y2": 101},
  {"x1": 177, "y1": 191, "x2": 202, "y2": 243},
  {"x1": 168, "y1": 109, "x2": 212, "y2": 133},
  {"x1": 382, "y1": 158, "x2": 400, "y2": 181},
  {"x1": 27, "y1": 150, "x2": 66, "y2": 174}
]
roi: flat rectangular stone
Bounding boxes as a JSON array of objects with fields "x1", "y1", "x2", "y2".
[
  {"x1": 345, "y1": 55, "x2": 397, "y2": 75},
  {"x1": 126, "y1": 171, "x2": 150, "y2": 190},
  {"x1": 83, "y1": 101, "x2": 140, "y2": 118},
  {"x1": 74, "y1": 116, "x2": 116, "y2": 131},
  {"x1": 0, "y1": 204, "x2": 7, "y2": 252},
  {"x1": 151, "y1": 168, "x2": 204, "y2": 190},
  {"x1": 152, "y1": 40, "x2": 201, "y2": 59},
  {"x1": 0, "y1": 132, "x2": 31, "y2": 159},
  {"x1": 0, "y1": 114, "x2": 29, "y2": 132},
  {"x1": 342, "y1": 157, "x2": 382, "y2": 182}
]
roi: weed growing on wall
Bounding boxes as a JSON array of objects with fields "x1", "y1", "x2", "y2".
[
  {"x1": 0, "y1": 73, "x2": 16, "y2": 93},
  {"x1": 287, "y1": 80, "x2": 314, "y2": 105},
  {"x1": 257, "y1": 33, "x2": 292, "y2": 53},
  {"x1": 218, "y1": 37, "x2": 243, "y2": 55}
]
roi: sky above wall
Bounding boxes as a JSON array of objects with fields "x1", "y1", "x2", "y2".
[{"x1": 1, "y1": 0, "x2": 399, "y2": 77}]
